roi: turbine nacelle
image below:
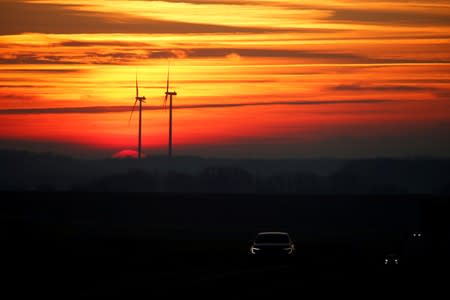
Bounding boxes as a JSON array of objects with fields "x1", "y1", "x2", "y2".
[{"x1": 136, "y1": 96, "x2": 146, "y2": 102}]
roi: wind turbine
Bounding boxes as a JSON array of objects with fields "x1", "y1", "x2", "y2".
[
  {"x1": 129, "y1": 72, "x2": 146, "y2": 160},
  {"x1": 164, "y1": 61, "x2": 177, "y2": 158}
]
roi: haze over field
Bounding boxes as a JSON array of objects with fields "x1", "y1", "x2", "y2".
[{"x1": 1, "y1": 0, "x2": 450, "y2": 158}]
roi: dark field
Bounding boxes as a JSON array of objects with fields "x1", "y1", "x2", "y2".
[{"x1": 2, "y1": 193, "x2": 449, "y2": 298}]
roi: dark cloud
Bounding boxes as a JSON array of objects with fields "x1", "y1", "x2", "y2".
[
  {"x1": 181, "y1": 79, "x2": 278, "y2": 84},
  {"x1": 0, "y1": 48, "x2": 365, "y2": 64},
  {"x1": 331, "y1": 84, "x2": 435, "y2": 92},
  {"x1": 0, "y1": 85, "x2": 52, "y2": 88},
  {"x1": 0, "y1": 106, "x2": 132, "y2": 114},
  {"x1": 84, "y1": 51, "x2": 148, "y2": 63},
  {"x1": 0, "y1": 1, "x2": 277, "y2": 35},
  {"x1": 0, "y1": 68, "x2": 82, "y2": 73},
  {"x1": 0, "y1": 52, "x2": 145, "y2": 65},
  {"x1": 148, "y1": 51, "x2": 183, "y2": 59},
  {"x1": 247, "y1": 0, "x2": 450, "y2": 26},
  {"x1": 136, "y1": 0, "x2": 248, "y2": 4},
  {"x1": 116, "y1": 79, "x2": 278, "y2": 89},
  {"x1": 2, "y1": 50, "x2": 184, "y2": 65},
  {"x1": 14, "y1": 47, "x2": 365, "y2": 64},
  {"x1": 187, "y1": 48, "x2": 361, "y2": 60},
  {"x1": 58, "y1": 41, "x2": 153, "y2": 47},
  {"x1": 0, "y1": 92, "x2": 38, "y2": 101},
  {"x1": 0, "y1": 54, "x2": 78, "y2": 64},
  {"x1": 0, "y1": 99, "x2": 388, "y2": 115},
  {"x1": 172, "y1": 99, "x2": 390, "y2": 110},
  {"x1": 2, "y1": 48, "x2": 448, "y2": 65},
  {"x1": 146, "y1": 48, "x2": 449, "y2": 64},
  {"x1": 330, "y1": 8, "x2": 450, "y2": 26},
  {"x1": 140, "y1": 47, "x2": 366, "y2": 62},
  {"x1": 434, "y1": 90, "x2": 450, "y2": 99}
]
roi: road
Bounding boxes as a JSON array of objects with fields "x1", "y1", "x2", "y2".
[{"x1": 6, "y1": 237, "x2": 435, "y2": 299}]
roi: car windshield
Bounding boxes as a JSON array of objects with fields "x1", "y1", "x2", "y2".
[{"x1": 255, "y1": 233, "x2": 290, "y2": 244}]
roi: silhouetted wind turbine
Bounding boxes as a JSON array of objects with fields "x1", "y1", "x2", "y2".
[
  {"x1": 164, "y1": 61, "x2": 177, "y2": 158},
  {"x1": 129, "y1": 72, "x2": 146, "y2": 160}
]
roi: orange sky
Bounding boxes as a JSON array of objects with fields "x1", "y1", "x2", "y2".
[{"x1": 1, "y1": 0, "x2": 450, "y2": 158}]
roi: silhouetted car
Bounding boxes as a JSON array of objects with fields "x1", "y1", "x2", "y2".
[
  {"x1": 384, "y1": 253, "x2": 400, "y2": 265},
  {"x1": 249, "y1": 232, "x2": 296, "y2": 257}
]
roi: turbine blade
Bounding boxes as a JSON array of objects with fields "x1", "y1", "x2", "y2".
[
  {"x1": 166, "y1": 59, "x2": 170, "y2": 93},
  {"x1": 129, "y1": 99, "x2": 138, "y2": 125},
  {"x1": 164, "y1": 94, "x2": 168, "y2": 110},
  {"x1": 136, "y1": 72, "x2": 139, "y2": 98}
]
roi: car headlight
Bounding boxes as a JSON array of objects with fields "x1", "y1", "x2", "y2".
[{"x1": 250, "y1": 247, "x2": 260, "y2": 254}]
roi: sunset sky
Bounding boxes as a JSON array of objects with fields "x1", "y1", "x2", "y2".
[{"x1": 1, "y1": 0, "x2": 450, "y2": 158}]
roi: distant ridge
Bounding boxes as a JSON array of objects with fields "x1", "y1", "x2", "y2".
[{"x1": 1, "y1": 149, "x2": 449, "y2": 194}]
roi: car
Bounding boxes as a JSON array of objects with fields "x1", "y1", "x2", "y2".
[
  {"x1": 249, "y1": 232, "x2": 296, "y2": 257},
  {"x1": 404, "y1": 231, "x2": 427, "y2": 266},
  {"x1": 384, "y1": 253, "x2": 400, "y2": 265}
]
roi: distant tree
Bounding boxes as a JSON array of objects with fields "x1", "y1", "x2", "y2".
[
  {"x1": 74, "y1": 169, "x2": 159, "y2": 192},
  {"x1": 258, "y1": 172, "x2": 323, "y2": 194},
  {"x1": 198, "y1": 167, "x2": 255, "y2": 193},
  {"x1": 164, "y1": 171, "x2": 196, "y2": 193}
]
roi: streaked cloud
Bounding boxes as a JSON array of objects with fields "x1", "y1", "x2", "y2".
[
  {"x1": 0, "y1": 54, "x2": 77, "y2": 64},
  {"x1": 0, "y1": 92, "x2": 39, "y2": 101},
  {"x1": 330, "y1": 84, "x2": 436, "y2": 92},
  {"x1": 57, "y1": 40, "x2": 154, "y2": 47},
  {"x1": 0, "y1": 1, "x2": 279, "y2": 35},
  {"x1": 329, "y1": 8, "x2": 450, "y2": 26},
  {"x1": 3, "y1": 46, "x2": 448, "y2": 65},
  {"x1": 0, "y1": 99, "x2": 390, "y2": 115},
  {"x1": 0, "y1": 68, "x2": 82, "y2": 73}
]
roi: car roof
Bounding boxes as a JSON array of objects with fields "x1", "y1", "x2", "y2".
[
  {"x1": 386, "y1": 253, "x2": 399, "y2": 257},
  {"x1": 256, "y1": 232, "x2": 289, "y2": 235}
]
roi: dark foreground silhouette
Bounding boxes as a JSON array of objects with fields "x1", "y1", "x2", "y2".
[{"x1": 2, "y1": 193, "x2": 449, "y2": 298}]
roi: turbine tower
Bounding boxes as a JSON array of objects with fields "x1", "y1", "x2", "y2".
[
  {"x1": 129, "y1": 72, "x2": 146, "y2": 159},
  {"x1": 164, "y1": 62, "x2": 177, "y2": 158}
]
